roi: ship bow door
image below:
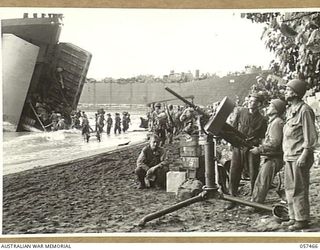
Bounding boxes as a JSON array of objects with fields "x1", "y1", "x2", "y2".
[{"x1": 52, "y1": 43, "x2": 92, "y2": 113}]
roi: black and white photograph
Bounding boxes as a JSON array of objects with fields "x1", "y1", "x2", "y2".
[{"x1": 1, "y1": 7, "x2": 320, "y2": 236}]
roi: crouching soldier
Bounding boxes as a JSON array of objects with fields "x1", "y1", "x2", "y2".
[
  {"x1": 135, "y1": 134, "x2": 169, "y2": 189},
  {"x1": 250, "y1": 99, "x2": 286, "y2": 207}
]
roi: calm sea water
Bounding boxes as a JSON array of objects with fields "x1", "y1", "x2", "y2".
[{"x1": 3, "y1": 110, "x2": 148, "y2": 175}]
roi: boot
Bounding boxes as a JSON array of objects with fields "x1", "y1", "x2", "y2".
[
  {"x1": 288, "y1": 221, "x2": 309, "y2": 231},
  {"x1": 225, "y1": 202, "x2": 237, "y2": 210},
  {"x1": 137, "y1": 181, "x2": 146, "y2": 189},
  {"x1": 281, "y1": 219, "x2": 295, "y2": 227}
]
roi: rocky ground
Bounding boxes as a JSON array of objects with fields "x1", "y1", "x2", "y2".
[{"x1": 2, "y1": 139, "x2": 320, "y2": 234}]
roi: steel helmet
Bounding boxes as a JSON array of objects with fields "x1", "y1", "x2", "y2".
[
  {"x1": 287, "y1": 79, "x2": 307, "y2": 98},
  {"x1": 155, "y1": 102, "x2": 161, "y2": 107},
  {"x1": 270, "y1": 99, "x2": 286, "y2": 115}
]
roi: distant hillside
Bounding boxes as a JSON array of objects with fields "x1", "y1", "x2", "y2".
[{"x1": 79, "y1": 73, "x2": 261, "y2": 106}]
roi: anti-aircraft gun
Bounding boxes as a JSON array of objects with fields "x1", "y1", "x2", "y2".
[
  {"x1": 138, "y1": 87, "x2": 289, "y2": 227},
  {"x1": 164, "y1": 87, "x2": 253, "y2": 148}
]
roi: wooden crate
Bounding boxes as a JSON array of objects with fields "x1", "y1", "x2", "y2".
[
  {"x1": 180, "y1": 146, "x2": 202, "y2": 157},
  {"x1": 181, "y1": 157, "x2": 200, "y2": 169}
]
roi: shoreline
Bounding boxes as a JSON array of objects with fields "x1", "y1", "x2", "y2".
[
  {"x1": 3, "y1": 127, "x2": 148, "y2": 176},
  {"x1": 3, "y1": 139, "x2": 148, "y2": 177}
]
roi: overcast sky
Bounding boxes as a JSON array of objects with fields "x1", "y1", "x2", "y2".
[{"x1": 0, "y1": 8, "x2": 275, "y2": 79}]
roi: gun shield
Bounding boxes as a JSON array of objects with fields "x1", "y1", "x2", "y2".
[{"x1": 204, "y1": 96, "x2": 235, "y2": 135}]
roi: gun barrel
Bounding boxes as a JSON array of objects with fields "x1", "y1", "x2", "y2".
[
  {"x1": 165, "y1": 87, "x2": 208, "y2": 117},
  {"x1": 165, "y1": 87, "x2": 194, "y2": 107}
]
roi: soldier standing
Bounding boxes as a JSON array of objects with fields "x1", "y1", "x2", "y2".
[
  {"x1": 106, "y1": 113, "x2": 113, "y2": 135},
  {"x1": 114, "y1": 113, "x2": 121, "y2": 134},
  {"x1": 165, "y1": 104, "x2": 175, "y2": 144},
  {"x1": 173, "y1": 105, "x2": 183, "y2": 134},
  {"x1": 49, "y1": 110, "x2": 59, "y2": 131},
  {"x1": 81, "y1": 113, "x2": 93, "y2": 142},
  {"x1": 226, "y1": 93, "x2": 267, "y2": 210},
  {"x1": 250, "y1": 99, "x2": 286, "y2": 206},
  {"x1": 96, "y1": 111, "x2": 105, "y2": 134},
  {"x1": 122, "y1": 112, "x2": 129, "y2": 132},
  {"x1": 152, "y1": 103, "x2": 167, "y2": 146},
  {"x1": 281, "y1": 79, "x2": 318, "y2": 230}
]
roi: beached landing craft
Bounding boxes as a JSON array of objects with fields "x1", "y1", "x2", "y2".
[{"x1": 2, "y1": 13, "x2": 92, "y2": 132}]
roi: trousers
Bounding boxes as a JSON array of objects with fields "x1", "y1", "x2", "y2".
[
  {"x1": 252, "y1": 158, "x2": 283, "y2": 203},
  {"x1": 229, "y1": 147, "x2": 260, "y2": 196},
  {"x1": 135, "y1": 165, "x2": 169, "y2": 189},
  {"x1": 284, "y1": 157, "x2": 313, "y2": 221}
]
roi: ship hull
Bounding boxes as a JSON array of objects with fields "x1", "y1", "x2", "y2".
[{"x1": 2, "y1": 34, "x2": 39, "y2": 131}]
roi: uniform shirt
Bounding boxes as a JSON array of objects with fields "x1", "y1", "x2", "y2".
[
  {"x1": 82, "y1": 117, "x2": 89, "y2": 126},
  {"x1": 232, "y1": 107, "x2": 267, "y2": 146},
  {"x1": 50, "y1": 113, "x2": 59, "y2": 122},
  {"x1": 97, "y1": 114, "x2": 105, "y2": 126},
  {"x1": 153, "y1": 110, "x2": 167, "y2": 125},
  {"x1": 115, "y1": 116, "x2": 121, "y2": 126},
  {"x1": 179, "y1": 108, "x2": 196, "y2": 128},
  {"x1": 106, "y1": 117, "x2": 113, "y2": 126},
  {"x1": 136, "y1": 145, "x2": 167, "y2": 171},
  {"x1": 259, "y1": 116, "x2": 284, "y2": 157},
  {"x1": 283, "y1": 101, "x2": 318, "y2": 161},
  {"x1": 166, "y1": 109, "x2": 175, "y2": 127}
]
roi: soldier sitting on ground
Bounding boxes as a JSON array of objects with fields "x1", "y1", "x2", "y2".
[{"x1": 135, "y1": 134, "x2": 169, "y2": 189}]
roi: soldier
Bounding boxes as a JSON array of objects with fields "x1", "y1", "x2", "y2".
[
  {"x1": 173, "y1": 105, "x2": 183, "y2": 134},
  {"x1": 57, "y1": 115, "x2": 66, "y2": 130},
  {"x1": 165, "y1": 104, "x2": 175, "y2": 144},
  {"x1": 179, "y1": 106, "x2": 197, "y2": 135},
  {"x1": 152, "y1": 103, "x2": 167, "y2": 146},
  {"x1": 127, "y1": 112, "x2": 131, "y2": 130},
  {"x1": 106, "y1": 113, "x2": 113, "y2": 135},
  {"x1": 281, "y1": 79, "x2": 318, "y2": 230},
  {"x1": 147, "y1": 105, "x2": 155, "y2": 132},
  {"x1": 135, "y1": 134, "x2": 169, "y2": 189},
  {"x1": 70, "y1": 110, "x2": 81, "y2": 129},
  {"x1": 96, "y1": 111, "x2": 105, "y2": 134},
  {"x1": 81, "y1": 113, "x2": 93, "y2": 142},
  {"x1": 226, "y1": 93, "x2": 268, "y2": 210},
  {"x1": 250, "y1": 99, "x2": 286, "y2": 206},
  {"x1": 114, "y1": 113, "x2": 121, "y2": 134},
  {"x1": 49, "y1": 110, "x2": 59, "y2": 131},
  {"x1": 122, "y1": 112, "x2": 129, "y2": 132}
]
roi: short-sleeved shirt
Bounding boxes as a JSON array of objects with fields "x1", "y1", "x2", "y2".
[{"x1": 283, "y1": 101, "x2": 318, "y2": 161}]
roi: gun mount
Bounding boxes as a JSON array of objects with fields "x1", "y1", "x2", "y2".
[{"x1": 138, "y1": 88, "x2": 289, "y2": 227}]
